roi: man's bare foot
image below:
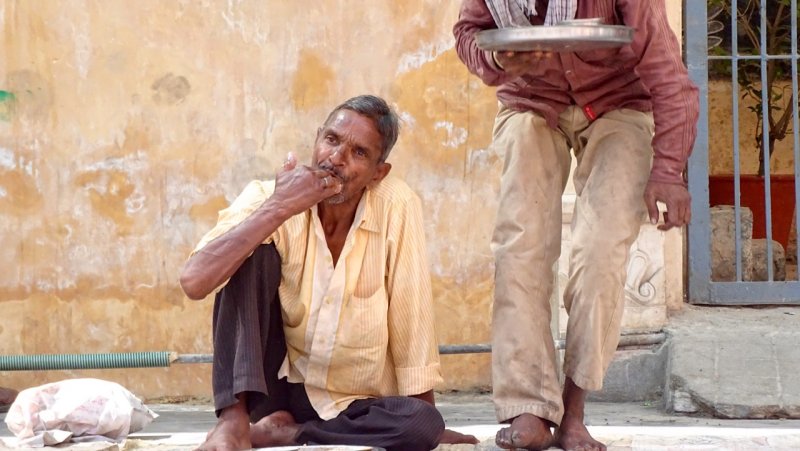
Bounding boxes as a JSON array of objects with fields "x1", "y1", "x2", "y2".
[
  {"x1": 250, "y1": 410, "x2": 300, "y2": 448},
  {"x1": 0, "y1": 387, "x2": 18, "y2": 413},
  {"x1": 440, "y1": 428, "x2": 479, "y2": 445},
  {"x1": 196, "y1": 404, "x2": 251, "y2": 451},
  {"x1": 555, "y1": 378, "x2": 606, "y2": 451},
  {"x1": 495, "y1": 413, "x2": 554, "y2": 450},
  {"x1": 554, "y1": 415, "x2": 605, "y2": 451},
  {"x1": 0, "y1": 387, "x2": 17, "y2": 404}
]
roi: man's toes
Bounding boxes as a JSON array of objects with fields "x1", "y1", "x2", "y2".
[{"x1": 495, "y1": 427, "x2": 513, "y2": 447}]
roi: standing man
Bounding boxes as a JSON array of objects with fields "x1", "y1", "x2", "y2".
[
  {"x1": 454, "y1": 1, "x2": 699, "y2": 450},
  {"x1": 181, "y1": 95, "x2": 476, "y2": 451}
]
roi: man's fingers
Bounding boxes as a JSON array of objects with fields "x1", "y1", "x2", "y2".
[
  {"x1": 499, "y1": 50, "x2": 551, "y2": 75},
  {"x1": 644, "y1": 193, "x2": 659, "y2": 225},
  {"x1": 282, "y1": 152, "x2": 297, "y2": 171},
  {"x1": 645, "y1": 181, "x2": 692, "y2": 231},
  {"x1": 672, "y1": 199, "x2": 690, "y2": 226},
  {"x1": 680, "y1": 198, "x2": 691, "y2": 225},
  {"x1": 657, "y1": 201, "x2": 690, "y2": 231},
  {"x1": 318, "y1": 174, "x2": 343, "y2": 193},
  {"x1": 329, "y1": 177, "x2": 343, "y2": 193},
  {"x1": 658, "y1": 211, "x2": 675, "y2": 231}
]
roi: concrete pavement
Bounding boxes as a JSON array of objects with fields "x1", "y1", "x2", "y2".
[{"x1": 3, "y1": 392, "x2": 800, "y2": 450}]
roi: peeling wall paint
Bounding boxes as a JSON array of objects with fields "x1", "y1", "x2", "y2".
[{"x1": 0, "y1": 0, "x2": 684, "y2": 399}]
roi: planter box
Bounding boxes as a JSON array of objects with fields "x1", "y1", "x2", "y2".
[{"x1": 708, "y1": 174, "x2": 797, "y2": 250}]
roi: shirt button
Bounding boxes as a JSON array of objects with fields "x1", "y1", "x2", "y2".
[
  {"x1": 324, "y1": 296, "x2": 331, "y2": 304},
  {"x1": 565, "y1": 70, "x2": 574, "y2": 77}
]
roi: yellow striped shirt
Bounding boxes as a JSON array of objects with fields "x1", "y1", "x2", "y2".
[{"x1": 192, "y1": 175, "x2": 443, "y2": 419}]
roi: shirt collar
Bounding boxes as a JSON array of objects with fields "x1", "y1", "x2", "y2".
[
  {"x1": 311, "y1": 187, "x2": 379, "y2": 234},
  {"x1": 359, "y1": 187, "x2": 380, "y2": 233}
]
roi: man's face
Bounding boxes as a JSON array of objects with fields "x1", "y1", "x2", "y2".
[{"x1": 312, "y1": 109, "x2": 391, "y2": 205}]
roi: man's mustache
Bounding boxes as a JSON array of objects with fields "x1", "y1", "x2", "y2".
[{"x1": 318, "y1": 162, "x2": 346, "y2": 182}]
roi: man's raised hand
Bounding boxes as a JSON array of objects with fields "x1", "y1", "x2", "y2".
[
  {"x1": 493, "y1": 50, "x2": 552, "y2": 78},
  {"x1": 269, "y1": 152, "x2": 342, "y2": 217}
]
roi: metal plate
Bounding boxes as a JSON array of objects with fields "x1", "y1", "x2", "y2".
[{"x1": 476, "y1": 22, "x2": 634, "y2": 52}]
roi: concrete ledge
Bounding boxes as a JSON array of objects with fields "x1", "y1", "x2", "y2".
[
  {"x1": 664, "y1": 305, "x2": 800, "y2": 418},
  {"x1": 590, "y1": 342, "x2": 668, "y2": 403}
]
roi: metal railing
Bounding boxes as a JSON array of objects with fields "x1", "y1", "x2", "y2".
[{"x1": 686, "y1": 0, "x2": 800, "y2": 304}]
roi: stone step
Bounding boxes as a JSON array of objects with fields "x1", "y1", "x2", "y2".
[{"x1": 664, "y1": 305, "x2": 800, "y2": 418}]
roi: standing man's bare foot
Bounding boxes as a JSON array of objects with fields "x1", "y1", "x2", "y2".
[
  {"x1": 555, "y1": 378, "x2": 606, "y2": 451},
  {"x1": 495, "y1": 413, "x2": 554, "y2": 450},
  {"x1": 196, "y1": 402, "x2": 251, "y2": 451},
  {"x1": 250, "y1": 410, "x2": 300, "y2": 448}
]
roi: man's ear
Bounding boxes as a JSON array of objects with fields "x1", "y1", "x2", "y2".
[{"x1": 369, "y1": 162, "x2": 392, "y2": 187}]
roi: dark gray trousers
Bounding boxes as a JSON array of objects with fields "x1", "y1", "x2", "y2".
[{"x1": 211, "y1": 244, "x2": 445, "y2": 451}]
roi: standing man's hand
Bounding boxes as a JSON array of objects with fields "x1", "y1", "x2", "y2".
[
  {"x1": 643, "y1": 180, "x2": 691, "y2": 231},
  {"x1": 492, "y1": 50, "x2": 552, "y2": 78},
  {"x1": 269, "y1": 152, "x2": 342, "y2": 217}
]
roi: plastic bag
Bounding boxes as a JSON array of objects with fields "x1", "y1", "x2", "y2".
[{"x1": 4, "y1": 378, "x2": 158, "y2": 447}]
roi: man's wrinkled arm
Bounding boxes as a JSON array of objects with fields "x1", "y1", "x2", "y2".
[
  {"x1": 453, "y1": 0, "x2": 514, "y2": 86},
  {"x1": 180, "y1": 181, "x2": 286, "y2": 300}
]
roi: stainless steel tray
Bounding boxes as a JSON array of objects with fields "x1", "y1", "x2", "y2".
[{"x1": 476, "y1": 20, "x2": 634, "y2": 52}]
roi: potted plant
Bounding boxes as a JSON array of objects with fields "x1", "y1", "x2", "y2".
[{"x1": 707, "y1": 0, "x2": 797, "y2": 251}]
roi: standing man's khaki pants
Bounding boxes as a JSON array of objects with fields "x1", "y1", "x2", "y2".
[{"x1": 491, "y1": 105, "x2": 655, "y2": 426}]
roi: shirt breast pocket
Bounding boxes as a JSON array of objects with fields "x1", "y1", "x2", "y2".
[{"x1": 338, "y1": 286, "x2": 389, "y2": 349}]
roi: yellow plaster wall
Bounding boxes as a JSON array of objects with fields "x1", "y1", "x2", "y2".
[
  {"x1": 0, "y1": 1, "x2": 684, "y2": 399},
  {"x1": 708, "y1": 80, "x2": 797, "y2": 175}
]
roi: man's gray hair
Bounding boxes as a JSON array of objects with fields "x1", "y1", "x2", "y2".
[{"x1": 324, "y1": 95, "x2": 400, "y2": 162}]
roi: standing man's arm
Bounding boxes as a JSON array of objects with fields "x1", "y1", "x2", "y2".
[
  {"x1": 453, "y1": 0, "x2": 517, "y2": 86},
  {"x1": 620, "y1": 0, "x2": 700, "y2": 231},
  {"x1": 180, "y1": 156, "x2": 342, "y2": 299}
]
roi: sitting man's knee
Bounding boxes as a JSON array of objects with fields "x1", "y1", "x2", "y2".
[{"x1": 402, "y1": 398, "x2": 445, "y2": 449}]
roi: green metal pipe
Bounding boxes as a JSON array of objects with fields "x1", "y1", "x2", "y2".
[
  {"x1": 0, "y1": 352, "x2": 174, "y2": 371},
  {"x1": 0, "y1": 332, "x2": 666, "y2": 371}
]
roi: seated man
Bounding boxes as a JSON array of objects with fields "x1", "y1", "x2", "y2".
[{"x1": 180, "y1": 95, "x2": 477, "y2": 451}]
